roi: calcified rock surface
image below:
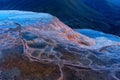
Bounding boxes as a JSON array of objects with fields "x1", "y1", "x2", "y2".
[{"x1": 0, "y1": 10, "x2": 120, "y2": 80}]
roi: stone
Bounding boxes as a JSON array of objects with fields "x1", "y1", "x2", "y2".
[{"x1": 0, "y1": 10, "x2": 120, "y2": 80}]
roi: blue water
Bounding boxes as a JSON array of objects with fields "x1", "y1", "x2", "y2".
[
  {"x1": 0, "y1": 0, "x2": 120, "y2": 36},
  {"x1": 107, "y1": 0, "x2": 120, "y2": 7}
]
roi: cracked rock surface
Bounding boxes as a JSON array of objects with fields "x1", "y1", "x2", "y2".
[{"x1": 0, "y1": 10, "x2": 120, "y2": 80}]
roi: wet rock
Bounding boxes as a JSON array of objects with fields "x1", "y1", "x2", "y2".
[{"x1": 0, "y1": 10, "x2": 120, "y2": 80}]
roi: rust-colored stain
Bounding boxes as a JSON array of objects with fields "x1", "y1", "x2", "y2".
[{"x1": 67, "y1": 34, "x2": 79, "y2": 41}]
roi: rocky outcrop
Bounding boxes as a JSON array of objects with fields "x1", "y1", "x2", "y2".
[{"x1": 0, "y1": 10, "x2": 120, "y2": 80}]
